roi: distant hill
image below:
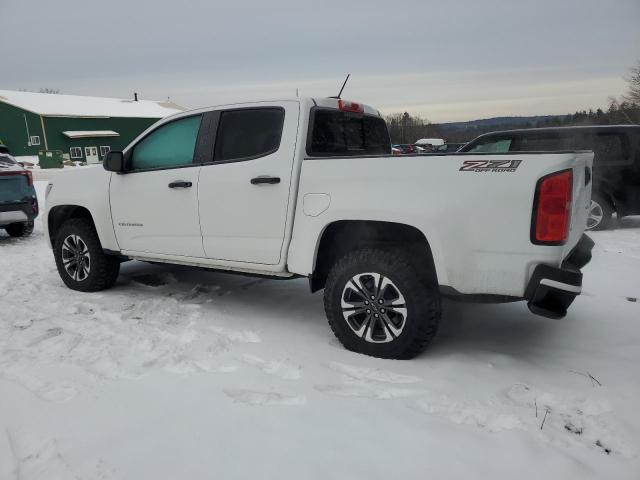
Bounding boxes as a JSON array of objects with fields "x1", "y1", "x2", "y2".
[
  {"x1": 387, "y1": 100, "x2": 639, "y2": 144},
  {"x1": 437, "y1": 115, "x2": 567, "y2": 131},
  {"x1": 433, "y1": 115, "x2": 569, "y2": 143}
]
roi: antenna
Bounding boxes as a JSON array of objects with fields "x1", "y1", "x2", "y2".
[{"x1": 330, "y1": 74, "x2": 350, "y2": 99}]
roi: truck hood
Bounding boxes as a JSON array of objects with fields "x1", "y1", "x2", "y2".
[{"x1": 49, "y1": 164, "x2": 106, "y2": 187}]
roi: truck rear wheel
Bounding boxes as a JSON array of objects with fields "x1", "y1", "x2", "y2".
[
  {"x1": 323, "y1": 248, "x2": 441, "y2": 359},
  {"x1": 53, "y1": 218, "x2": 120, "y2": 292}
]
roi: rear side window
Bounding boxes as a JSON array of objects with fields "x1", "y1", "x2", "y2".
[
  {"x1": 308, "y1": 109, "x2": 390, "y2": 157},
  {"x1": 589, "y1": 133, "x2": 628, "y2": 164},
  {"x1": 515, "y1": 134, "x2": 576, "y2": 151},
  {"x1": 214, "y1": 108, "x2": 285, "y2": 162},
  {"x1": 466, "y1": 138, "x2": 512, "y2": 153},
  {"x1": 132, "y1": 115, "x2": 202, "y2": 170}
]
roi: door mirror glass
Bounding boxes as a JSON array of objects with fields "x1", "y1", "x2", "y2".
[{"x1": 104, "y1": 151, "x2": 124, "y2": 172}]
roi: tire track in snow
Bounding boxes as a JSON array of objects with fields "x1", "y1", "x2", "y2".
[
  {"x1": 239, "y1": 354, "x2": 302, "y2": 380},
  {"x1": 224, "y1": 389, "x2": 306, "y2": 406},
  {"x1": 0, "y1": 231, "x2": 266, "y2": 401},
  {"x1": 314, "y1": 361, "x2": 425, "y2": 399}
]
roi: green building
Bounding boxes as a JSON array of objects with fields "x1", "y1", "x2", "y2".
[{"x1": 0, "y1": 90, "x2": 184, "y2": 163}]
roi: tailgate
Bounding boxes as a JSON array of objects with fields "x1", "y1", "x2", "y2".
[{"x1": 563, "y1": 151, "x2": 593, "y2": 258}]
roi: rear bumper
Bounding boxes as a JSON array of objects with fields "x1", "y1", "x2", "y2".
[
  {"x1": 525, "y1": 234, "x2": 594, "y2": 319},
  {"x1": 0, "y1": 200, "x2": 38, "y2": 226}
]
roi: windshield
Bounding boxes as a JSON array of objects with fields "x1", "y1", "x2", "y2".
[
  {"x1": 464, "y1": 138, "x2": 513, "y2": 153},
  {"x1": 308, "y1": 109, "x2": 391, "y2": 157}
]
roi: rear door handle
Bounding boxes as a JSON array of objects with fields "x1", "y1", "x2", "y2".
[
  {"x1": 168, "y1": 181, "x2": 192, "y2": 189},
  {"x1": 251, "y1": 176, "x2": 280, "y2": 185}
]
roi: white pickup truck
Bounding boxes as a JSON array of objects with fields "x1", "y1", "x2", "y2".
[{"x1": 44, "y1": 97, "x2": 594, "y2": 359}]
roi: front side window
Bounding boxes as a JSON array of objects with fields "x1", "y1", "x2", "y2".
[
  {"x1": 70, "y1": 147, "x2": 83, "y2": 159},
  {"x1": 214, "y1": 108, "x2": 285, "y2": 162},
  {"x1": 308, "y1": 109, "x2": 390, "y2": 156},
  {"x1": 131, "y1": 115, "x2": 202, "y2": 170},
  {"x1": 467, "y1": 138, "x2": 512, "y2": 153}
]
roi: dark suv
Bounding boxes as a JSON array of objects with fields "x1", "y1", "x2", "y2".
[
  {"x1": 460, "y1": 125, "x2": 640, "y2": 230},
  {"x1": 0, "y1": 152, "x2": 38, "y2": 237}
]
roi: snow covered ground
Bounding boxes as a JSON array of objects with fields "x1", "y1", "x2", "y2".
[{"x1": 1, "y1": 181, "x2": 639, "y2": 480}]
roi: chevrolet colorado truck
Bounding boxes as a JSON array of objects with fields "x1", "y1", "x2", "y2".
[{"x1": 44, "y1": 97, "x2": 594, "y2": 359}]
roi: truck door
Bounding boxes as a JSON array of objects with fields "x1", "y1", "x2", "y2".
[
  {"x1": 590, "y1": 131, "x2": 635, "y2": 207},
  {"x1": 197, "y1": 102, "x2": 299, "y2": 265},
  {"x1": 109, "y1": 114, "x2": 206, "y2": 257}
]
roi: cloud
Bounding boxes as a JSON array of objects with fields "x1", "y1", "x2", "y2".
[{"x1": 1, "y1": 0, "x2": 638, "y2": 121}]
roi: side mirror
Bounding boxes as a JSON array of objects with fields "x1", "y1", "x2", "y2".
[{"x1": 103, "y1": 151, "x2": 125, "y2": 172}]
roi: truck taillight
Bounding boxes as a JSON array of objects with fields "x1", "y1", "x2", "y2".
[
  {"x1": 25, "y1": 170, "x2": 33, "y2": 187},
  {"x1": 338, "y1": 100, "x2": 364, "y2": 114},
  {"x1": 532, "y1": 169, "x2": 573, "y2": 245}
]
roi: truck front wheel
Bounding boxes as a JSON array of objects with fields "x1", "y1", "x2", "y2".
[
  {"x1": 323, "y1": 248, "x2": 441, "y2": 359},
  {"x1": 586, "y1": 194, "x2": 613, "y2": 230},
  {"x1": 53, "y1": 218, "x2": 120, "y2": 292}
]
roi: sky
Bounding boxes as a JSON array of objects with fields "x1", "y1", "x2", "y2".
[{"x1": 1, "y1": 0, "x2": 639, "y2": 122}]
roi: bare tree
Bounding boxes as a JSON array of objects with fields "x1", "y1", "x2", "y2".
[
  {"x1": 385, "y1": 112, "x2": 441, "y2": 144},
  {"x1": 623, "y1": 61, "x2": 640, "y2": 105},
  {"x1": 38, "y1": 88, "x2": 60, "y2": 94}
]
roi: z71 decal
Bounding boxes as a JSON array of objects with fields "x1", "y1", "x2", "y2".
[{"x1": 459, "y1": 160, "x2": 522, "y2": 172}]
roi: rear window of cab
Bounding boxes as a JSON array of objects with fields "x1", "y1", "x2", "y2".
[{"x1": 307, "y1": 109, "x2": 391, "y2": 157}]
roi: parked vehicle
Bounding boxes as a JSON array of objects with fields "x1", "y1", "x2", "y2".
[
  {"x1": 0, "y1": 152, "x2": 37, "y2": 237},
  {"x1": 415, "y1": 138, "x2": 445, "y2": 148},
  {"x1": 433, "y1": 143, "x2": 466, "y2": 153},
  {"x1": 460, "y1": 125, "x2": 640, "y2": 230},
  {"x1": 44, "y1": 97, "x2": 593, "y2": 359},
  {"x1": 393, "y1": 144, "x2": 424, "y2": 154}
]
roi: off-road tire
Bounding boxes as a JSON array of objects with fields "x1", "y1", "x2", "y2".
[
  {"x1": 53, "y1": 218, "x2": 120, "y2": 292},
  {"x1": 324, "y1": 248, "x2": 441, "y2": 359},
  {"x1": 5, "y1": 221, "x2": 34, "y2": 237}
]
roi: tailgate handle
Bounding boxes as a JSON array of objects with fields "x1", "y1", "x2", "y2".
[
  {"x1": 168, "y1": 181, "x2": 192, "y2": 189},
  {"x1": 251, "y1": 176, "x2": 280, "y2": 185}
]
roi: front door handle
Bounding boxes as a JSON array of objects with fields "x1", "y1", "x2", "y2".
[
  {"x1": 251, "y1": 176, "x2": 280, "y2": 185},
  {"x1": 168, "y1": 181, "x2": 192, "y2": 189}
]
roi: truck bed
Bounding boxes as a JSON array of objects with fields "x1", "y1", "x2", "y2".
[{"x1": 287, "y1": 151, "x2": 593, "y2": 298}]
